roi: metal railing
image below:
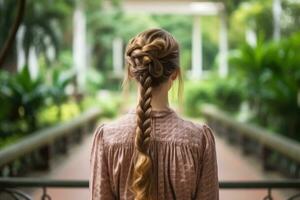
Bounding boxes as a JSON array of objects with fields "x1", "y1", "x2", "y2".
[
  {"x1": 201, "y1": 104, "x2": 300, "y2": 179},
  {"x1": 0, "y1": 178, "x2": 300, "y2": 200}
]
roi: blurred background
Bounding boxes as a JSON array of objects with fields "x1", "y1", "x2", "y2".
[{"x1": 0, "y1": 0, "x2": 299, "y2": 199}]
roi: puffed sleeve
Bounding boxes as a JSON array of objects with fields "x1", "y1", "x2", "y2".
[
  {"x1": 89, "y1": 124, "x2": 115, "y2": 200},
  {"x1": 195, "y1": 124, "x2": 219, "y2": 200}
]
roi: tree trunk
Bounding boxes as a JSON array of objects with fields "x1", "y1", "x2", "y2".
[{"x1": 0, "y1": 0, "x2": 26, "y2": 70}]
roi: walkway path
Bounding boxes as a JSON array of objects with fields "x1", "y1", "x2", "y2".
[
  {"x1": 31, "y1": 119, "x2": 289, "y2": 200},
  {"x1": 215, "y1": 133, "x2": 285, "y2": 200}
]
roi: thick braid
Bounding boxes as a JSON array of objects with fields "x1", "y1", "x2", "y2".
[
  {"x1": 125, "y1": 28, "x2": 180, "y2": 200},
  {"x1": 132, "y1": 72, "x2": 153, "y2": 200}
]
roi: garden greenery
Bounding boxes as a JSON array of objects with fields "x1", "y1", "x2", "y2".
[{"x1": 230, "y1": 32, "x2": 300, "y2": 141}]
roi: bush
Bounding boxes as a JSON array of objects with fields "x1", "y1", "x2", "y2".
[
  {"x1": 81, "y1": 91, "x2": 122, "y2": 118},
  {"x1": 0, "y1": 66, "x2": 50, "y2": 136},
  {"x1": 37, "y1": 101, "x2": 81, "y2": 126},
  {"x1": 229, "y1": 32, "x2": 300, "y2": 140},
  {"x1": 183, "y1": 75, "x2": 244, "y2": 117},
  {"x1": 0, "y1": 64, "x2": 76, "y2": 143},
  {"x1": 214, "y1": 77, "x2": 245, "y2": 112},
  {"x1": 183, "y1": 79, "x2": 215, "y2": 117}
]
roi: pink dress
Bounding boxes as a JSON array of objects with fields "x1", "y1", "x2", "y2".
[{"x1": 90, "y1": 108, "x2": 219, "y2": 200}]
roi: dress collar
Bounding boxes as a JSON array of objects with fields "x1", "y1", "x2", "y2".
[{"x1": 127, "y1": 107, "x2": 175, "y2": 118}]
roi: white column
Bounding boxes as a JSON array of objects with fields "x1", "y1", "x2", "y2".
[
  {"x1": 73, "y1": 3, "x2": 87, "y2": 91},
  {"x1": 273, "y1": 0, "x2": 282, "y2": 41},
  {"x1": 113, "y1": 37, "x2": 123, "y2": 75},
  {"x1": 246, "y1": 27, "x2": 257, "y2": 47},
  {"x1": 28, "y1": 46, "x2": 39, "y2": 79},
  {"x1": 192, "y1": 15, "x2": 202, "y2": 79},
  {"x1": 219, "y1": 12, "x2": 228, "y2": 78},
  {"x1": 17, "y1": 25, "x2": 25, "y2": 71}
]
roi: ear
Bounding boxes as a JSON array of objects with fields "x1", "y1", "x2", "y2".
[{"x1": 170, "y1": 69, "x2": 178, "y2": 81}]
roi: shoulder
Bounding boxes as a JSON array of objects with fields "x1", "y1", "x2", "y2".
[
  {"x1": 166, "y1": 113, "x2": 216, "y2": 145},
  {"x1": 91, "y1": 124, "x2": 105, "y2": 151},
  {"x1": 178, "y1": 118, "x2": 217, "y2": 152},
  {"x1": 92, "y1": 113, "x2": 136, "y2": 145}
]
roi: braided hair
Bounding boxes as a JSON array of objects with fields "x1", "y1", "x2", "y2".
[{"x1": 125, "y1": 28, "x2": 180, "y2": 200}]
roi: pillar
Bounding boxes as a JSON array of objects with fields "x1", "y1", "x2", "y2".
[
  {"x1": 113, "y1": 37, "x2": 123, "y2": 75},
  {"x1": 73, "y1": 3, "x2": 87, "y2": 92},
  {"x1": 28, "y1": 46, "x2": 38, "y2": 79},
  {"x1": 273, "y1": 0, "x2": 281, "y2": 41},
  {"x1": 219, "y1": 12, "x2": 228, "y2": 78},
  {"x1": 192, "y1": 15, "x2": 203, "y2": 79},
  {"x1": 17, "y1": 25, "x2": 25, "y2": 71}
]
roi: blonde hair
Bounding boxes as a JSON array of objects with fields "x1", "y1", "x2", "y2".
[{"x1": 124, "y1": 28, "x2": 181, "y2": 200}]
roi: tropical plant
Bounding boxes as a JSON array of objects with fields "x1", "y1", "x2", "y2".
[
  {"x1": 213, "y1": 76, "x2": 245, "y2": 112},
  {"x1": 0, "y1": 0, "x2": 75, "y2": 72},
  {"x1": 48, "y1": 67, "x2": 76, "y2": 120},
  {"x1": 21, "y1": 0, "x2": 74, "y2": 65},
  {"x1": 0, "y1": 66, "x2": 50, "y2": 136},
  {"x1": 229, "y1": 32, "x2": 300, "y2": 140}
]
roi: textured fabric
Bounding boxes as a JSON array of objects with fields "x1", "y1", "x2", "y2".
[{"x1": 90, "y1": 108, "x2": 219, "y2": 200}]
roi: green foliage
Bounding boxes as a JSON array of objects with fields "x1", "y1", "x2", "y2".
[
  {"x1": 38, "y1": 101, "x2": 80, "y2": 126},
  {"x1": 0, "y1": 66, "x2": 50, "y2": 136},
  {"x1": 0, "y1": 100, "x2": 81, "y2": 149},
  {"x1": 22, "y1": 0, "x2": 74, "y2": 64},
  {"x1": 214, "y1": 77, "x2": 245, "y2": 112},
  {"x1": 281, "y1": 0, "x2": 300, "y2": 36},
  {"x1": 56, "y1": 50, "x2": 73, "y2": 69},
  {"x1": 183, "y1": 79, "x2": 215, "y2": 117},
  {"x1": 48, "y1": 67, "x2": 75, "y2": 107},
  {"x1": 152, "y1": 15, "x2": 219, "y2": 71},
  {"x1": 0, "y1": 133, "x2": 24, "y2": 150},
  {"x1": 151, "y1": 15, "x2": 193, "y2": 70},
  {"x1": 229, "y1": 0, "x2": 300, "y2": 48},
  {"x1": 229, "y1": 0, "x2": 272, "y2": 47},
  {"x1": 183, "y1": 75, "x2": 245, "y2": 117},
  {"x1": 214, "y1": 0, "x2": 246, "y2": 15},
  {"x1": 0, "y1": 61, "x2": 76, "y2": 139},
  {"x1": 229, "y1": 32, "x2": 300, "y2": 140},
  {"x1": 87, "y1": 13, "x2": 219, "y2": 87},
  {"x1": 87, "y1": 11, "x2": 157, "y2": 73},
  {"x1": 203, "y1": 33, "x2": 219, "y2": 70},
  {"x1": 81, "y1": 92, "x2": 122, "y2": 118},
  {"x1": 85, "y1": 67, "x2": 105, "y2": 94}
]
